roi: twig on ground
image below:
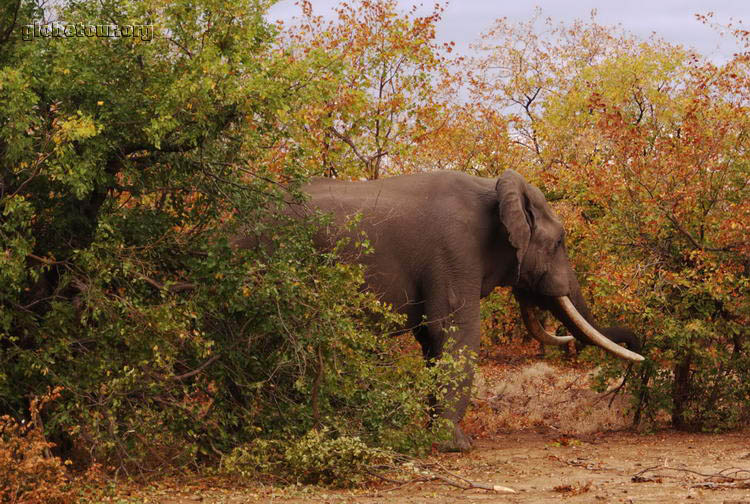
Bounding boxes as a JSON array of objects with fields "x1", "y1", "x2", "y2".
[
  {"x1": 690, "y1": 481, "x2": 750, "y2": 490},
  {"x1": 632, "y1": 464, "x2": 750, "y2": 486},
  {"x1": 365, "y1": 455, "x2": 516, "y2": 494}
]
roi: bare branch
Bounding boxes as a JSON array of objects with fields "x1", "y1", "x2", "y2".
[{"x1": 172, "y1": 355, "x2": 220, "y2": 380}]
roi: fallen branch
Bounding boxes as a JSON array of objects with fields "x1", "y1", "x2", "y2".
[
  {"x1": 367, "y1": 455, "x2": 515, "y2": 494},
  {"x1": 633, "y1": 464, "x2": 750, "y2": 485},
  {"x1": 428, "y1": 461, "x2": 516, "y2": 493}
]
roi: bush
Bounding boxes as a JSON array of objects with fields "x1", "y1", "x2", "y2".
[
  {"x1": 224, "y1": 429, "x2": 388, "y2": 487},
  {"x1": 0, "y1": 0, "x2": 449, "y2": 480},
  {"x1": 0, "y1": 388, "x2": 73, "y2": 504}
]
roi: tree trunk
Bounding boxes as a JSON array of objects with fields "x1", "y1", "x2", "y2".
[{"x1": 671, "y1": 351, "x2": 692, "y2": 430}]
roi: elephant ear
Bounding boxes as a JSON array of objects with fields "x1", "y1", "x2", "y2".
[{"x1": 496, "y1": 170, "x2": 531, "y2": 283}]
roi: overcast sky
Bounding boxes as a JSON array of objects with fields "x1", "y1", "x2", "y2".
[{"x1": 267, "y1": 1, "x2": 750, "y2": 63}]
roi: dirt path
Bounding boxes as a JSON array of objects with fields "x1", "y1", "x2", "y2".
[
  {"x1": 149, "y1": 430, "x2": 750, "y2": 503},
  {"x1": 366, "y1": 430, "x2": 750, "y2": 504}
]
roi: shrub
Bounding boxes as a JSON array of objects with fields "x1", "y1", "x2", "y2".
[
  {"x1": 224, "y1": 429, "x2": 388, "y2": 487},
  {"x1": 0, "y1": 0, "x2": 449, "y2": 480},
  {"x1": 0, "y1": 388, "x2": 73, "y2": 504}
]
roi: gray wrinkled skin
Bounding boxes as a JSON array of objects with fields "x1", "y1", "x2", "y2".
[{"x1": 236, "y1": 170, "x2": 641, "y2": 452}]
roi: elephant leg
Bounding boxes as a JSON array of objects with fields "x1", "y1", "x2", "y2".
[
  {"x1": 413, "y1": 324, "x2": 440, "y2": 429},
  {"x1": 414, "y1": 324, "x2": 441, "y2": 362},
  {"x1": 418, "y1": 296, "x2": 480, "y2": 452}
]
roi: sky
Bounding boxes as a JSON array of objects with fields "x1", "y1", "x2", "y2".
[{"x1": 267, "y1": 0, "x2": 750, "y2": 63}]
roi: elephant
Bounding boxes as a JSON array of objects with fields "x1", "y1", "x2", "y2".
[{"x1": 234, "y1": 169, "x2": 645, "y2": 451}]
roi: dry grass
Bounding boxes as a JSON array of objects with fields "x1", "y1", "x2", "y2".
[{"x1": 464, "y1": 359, "x2": 633, "y2": 438}]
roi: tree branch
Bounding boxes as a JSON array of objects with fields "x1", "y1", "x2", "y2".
[{"x1": 172, "y1": 355, "x2": 220, "y2": 381}]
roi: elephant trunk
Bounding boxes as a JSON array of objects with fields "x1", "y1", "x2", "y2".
[
  {"x1": 514, "y1": 273, "x2": 644, "y2": 361},
  {"x1": 551, "y1": 274, "x2": 642, "y2": 351},
  {"x1": 597, "y1": 326, "x2": 642, "y2": 353}
]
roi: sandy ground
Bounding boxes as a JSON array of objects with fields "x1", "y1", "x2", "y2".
[
  {"x1": 130, "y1": 353, "x2": 750, "y2": 504},
  {"x1": 146, "y1": 430, "x2": 750, "y2": 504},
  {"x1": 355, "y1": 430, "x2": 750, "y2": 504}
]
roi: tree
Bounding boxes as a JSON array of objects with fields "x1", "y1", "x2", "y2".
[
  {"x1": 468, "y1": 11, "x2": 750, "y2": 429},
  {"x1": 279, "y1": 0, "x2": 453, "y2": 179}
]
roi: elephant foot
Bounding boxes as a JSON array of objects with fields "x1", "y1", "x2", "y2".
[{"x1": 438, "y1": 424, "x2": 473, "y2": 452}]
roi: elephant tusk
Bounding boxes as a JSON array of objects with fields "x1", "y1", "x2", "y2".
[
  {"x1": 555, "y1": 296, "x2": 645, "y2": 362},
  {"x1": 520, "y1": 303, "x2": 575, "y2": 346}
]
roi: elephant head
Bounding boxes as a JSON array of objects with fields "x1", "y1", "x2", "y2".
[{"x1": 497, "y1": 170, "x2": 644, "y2": 362}]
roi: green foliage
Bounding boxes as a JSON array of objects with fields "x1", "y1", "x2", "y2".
[
  {"x1": 480, "y1": 288, "x2": 523, "y2": 346},
  {"x1": 0, "y1": 0, "x2": 447, "y2": 483},
  {"x1": 223, "y1": 430, "x2": 387, "y2": 487}
]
